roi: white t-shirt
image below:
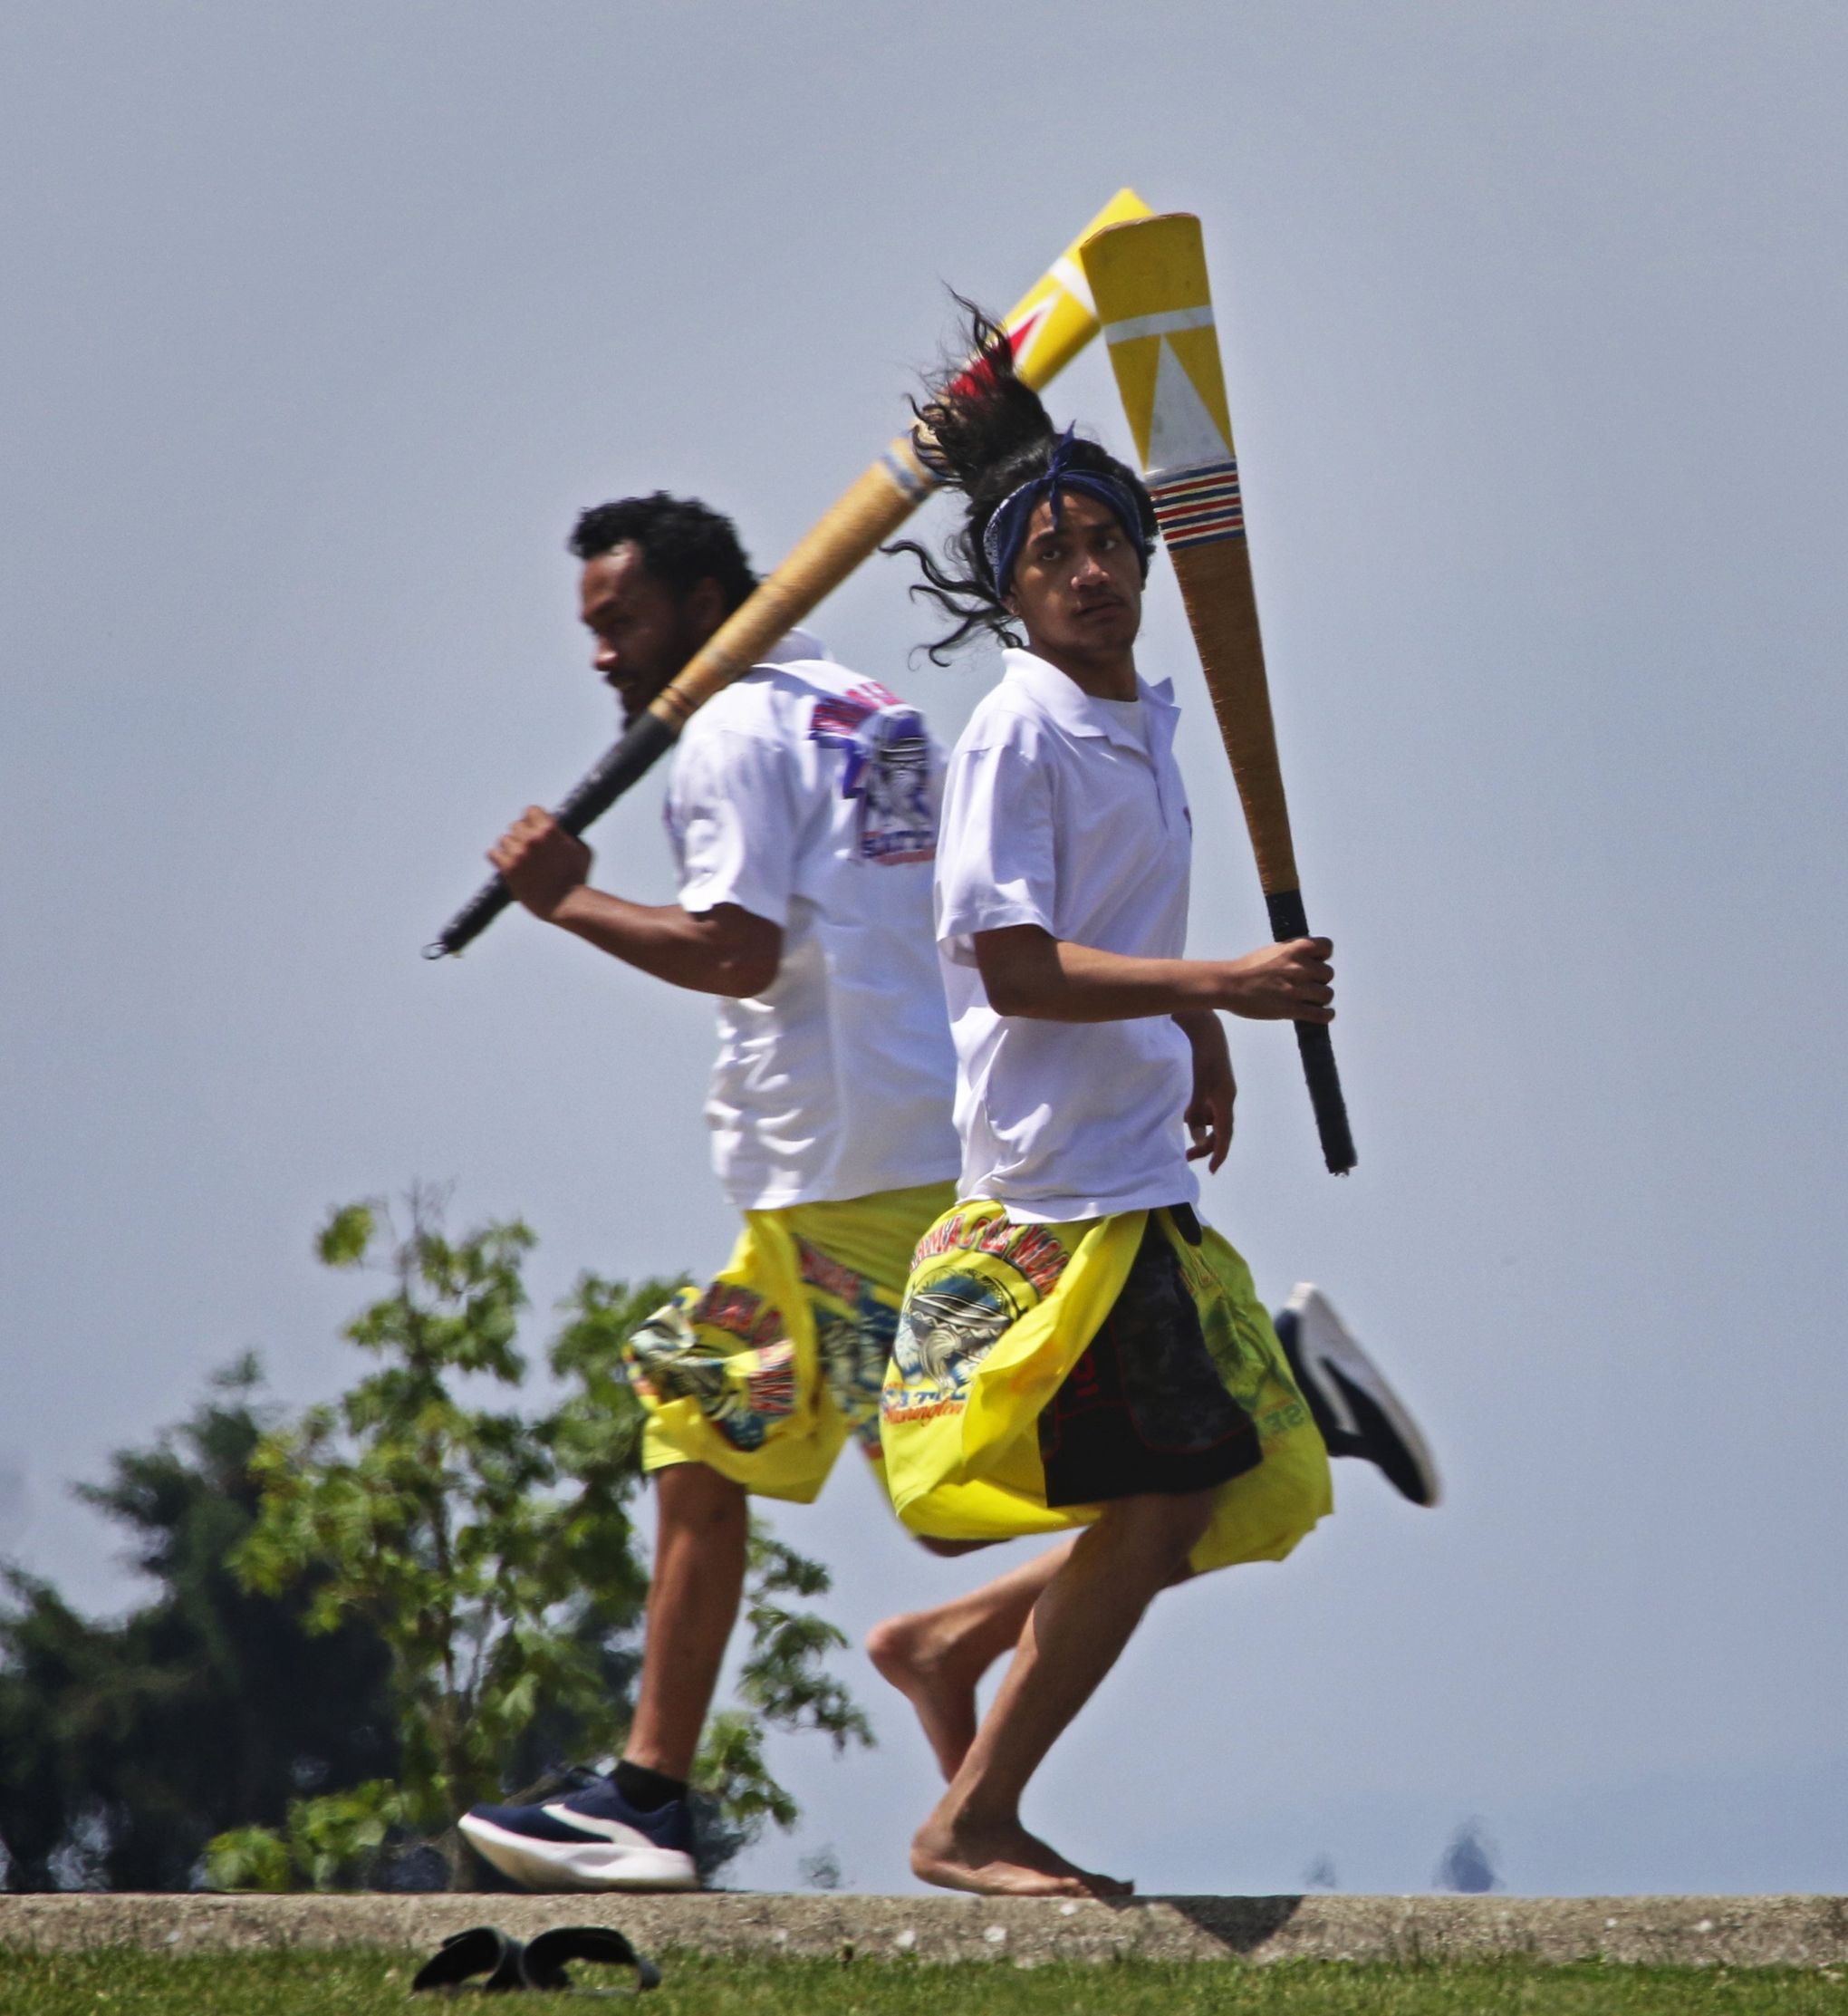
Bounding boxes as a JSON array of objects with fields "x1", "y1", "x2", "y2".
[
  {"x1": 664, "y1": 632, "x2": 961, "y2": 1211},
  {"x1": 935, "y1": 647, "x2": 1198, "y2": 1224}
]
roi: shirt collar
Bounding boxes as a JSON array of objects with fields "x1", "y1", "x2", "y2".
[
  {"x1": 755, "y1": 626, "x2": 831, "y2": 670},
  {"x1": 999, "y1": 647, "x2": 1177, "y2": 754}
]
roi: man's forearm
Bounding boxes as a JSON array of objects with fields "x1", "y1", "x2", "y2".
[
  {"x1": 981, "y1": 937, "x2": 1230, "y2": 1023},
  {"x1": 546, "y1": 887, "x2": 776, "y2": 998},
  {"x1": 975, "y1": 925, "x2": 1331, "y2": 1025}
]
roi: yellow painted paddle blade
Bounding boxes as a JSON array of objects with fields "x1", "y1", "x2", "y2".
[
  {"x1": 1080, "y1": 213, "x2": 1236, "y2": 475},
  {"x1": 1001, "y1": 188, "x2": 1152, "y2": 391}
]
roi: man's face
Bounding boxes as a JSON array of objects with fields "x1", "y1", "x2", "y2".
[
  {"x1": 1002, "y1": 491, "x2": 1143, "y2": 665},
  {"x1": 579, "y1": 543, "x2": 711, "y2": 724}
]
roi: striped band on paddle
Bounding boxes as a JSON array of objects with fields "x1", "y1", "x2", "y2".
[
  {"x1": 881, "y1": 443, "x2": 940, "y2": 500},
  {"x1": 1149, "y1": 459, "x2": 1245, "y2": 548}
]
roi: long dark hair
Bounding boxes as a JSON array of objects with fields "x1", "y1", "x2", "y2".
[{"x1": 885, "y1": 299, "x2": 1156, "y2": 662}]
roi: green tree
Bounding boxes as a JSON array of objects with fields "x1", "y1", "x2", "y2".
[
  {"x1": 221, "y1": 1192, "x2": 870, "y2": 1889},
  {"x1": 0, "y1": 1362, "x2": 398, "y2": 1892}
]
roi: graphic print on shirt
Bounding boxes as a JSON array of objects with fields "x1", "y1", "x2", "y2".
[{"x1": 808, "y1": 683, "x2": 938, "y2": 865}]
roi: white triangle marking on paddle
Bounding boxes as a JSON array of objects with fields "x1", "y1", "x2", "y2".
[{"x1": 1146, "y1": 337, "x2": 1231, "y2": 477}]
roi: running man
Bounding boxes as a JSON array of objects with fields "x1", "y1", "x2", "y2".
[
  {"x1": 456, "y1": 495, "x2": 969, "y2": 1890},
  {"x1": 872, "y1": 312, "x2": 1429, "y2": 1897}
]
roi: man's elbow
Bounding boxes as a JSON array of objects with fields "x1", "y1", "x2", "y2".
[
  {"x1": 713, "y1": 926, "x2": 782, "y2": 995},
  {"x1": 973, "y1": 927, "x2": 1061, "y2": 1018},
  {"x1": 712, "y1": 949, "x2": 779, "y2": 998},
  {"x1": 696, "y1": 907, "x2": 781, "y2": 998},
  {"x1": 979, "y1": 965, "x2": 1049, "y2": 1018}
]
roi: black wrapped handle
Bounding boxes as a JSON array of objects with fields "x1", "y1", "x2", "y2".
[
  {"x1": 424, "y1": 711, "x2": 680, "y2": 959},
  {"x1": 1264, "y1": 888, "x2": 1356, "y2": 1176}
]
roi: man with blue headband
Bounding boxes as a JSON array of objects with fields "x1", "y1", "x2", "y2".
[{"x1": 867, "y1": 312, "x2": 1437, "y2": 1899}]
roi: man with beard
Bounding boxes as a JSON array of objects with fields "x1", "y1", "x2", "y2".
[{"x1": 457, "y1": 494, "x2": 966, "y2": 1890}]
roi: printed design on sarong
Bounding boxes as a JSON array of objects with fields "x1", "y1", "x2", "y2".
[
  {"x1": 813, "y1": 1300, "x2": 900, "y2": 1453},
  {"x1": 622, "y1": 1232, "x2": 911, "y2": 1462},
  {"x1": 691, "y1": 1280, "x2": 784, "y2": 1352},
  {"x1": 1173, "y1": 1238, "x2": 1310, "y2": 1444},
  {"x1": 883, "y1": 1213, "x2": 1071, "y2": 1427},
  {"x1": 797, "y1": 1237, "x2": 900, "y2": 1455},
  {"x1": 808, "y1": 684, "x2": 938, "y2": 865},
  {"x1": 910, "y1": 1211, "x2": 1069, "y2": 1295},
  {"x1": 622, "y1": 1284, "x2": 796, "y2": 1455},
  {"x1": 744, "y1": 1342, "x2": 797, "y2": 1421}
]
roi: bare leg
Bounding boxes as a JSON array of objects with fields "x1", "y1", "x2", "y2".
[
  {"x1": 867, "y1": 1542, "x2": 1074, "y2": 1780},
  {"x1": 622, "y1": 1461, "x2": 748, "y2": 1780},
  {"x1": 910, "y1": 1489, "x2": 1215, "y2": 1898}
]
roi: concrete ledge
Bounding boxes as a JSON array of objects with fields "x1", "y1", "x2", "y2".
[{"x1": 3, "y1": 1893, "x2": 1846, "y2": 1969}]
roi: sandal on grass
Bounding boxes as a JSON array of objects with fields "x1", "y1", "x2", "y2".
[
  {"x1": 411, "y1": 1923, "x2": 659, "y2": 1994},
  {"x1": 411, "y1": 1925, "x2": 526, "y2": 1992}
]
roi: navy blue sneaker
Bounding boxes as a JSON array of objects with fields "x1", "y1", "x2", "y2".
[
  {"x1": 459, "y1": 1768, "x2": 698, "y2": 1892},
  {"x1": 1275, "y1": 1285, "x2": 1442, "y2": 1508}
]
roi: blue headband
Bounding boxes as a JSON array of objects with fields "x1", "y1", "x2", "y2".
[{"x1": 979, "y1": 426, "x2": 1148, "y2": 596}]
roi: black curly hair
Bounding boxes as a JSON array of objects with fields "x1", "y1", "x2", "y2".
[
  {"x1": 569, "y1": 493, "x2": 758, "y2": 614},
  {"x1": 885, "y1": 299, "x2": 1157, "y2": 663}
]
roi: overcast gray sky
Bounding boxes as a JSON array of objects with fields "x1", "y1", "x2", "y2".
[{"x1": 4, "y1": 1, "x2": 1844, "y2": 1897}]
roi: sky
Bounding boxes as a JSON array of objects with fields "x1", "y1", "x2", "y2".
[{"x1": 3, "y1": 1, "x2": 1845, "y2": 1898}]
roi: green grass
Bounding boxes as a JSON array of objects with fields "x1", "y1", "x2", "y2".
[{"x1": 3, "y1": 1949, "x2": 1847, "y2": 2015}]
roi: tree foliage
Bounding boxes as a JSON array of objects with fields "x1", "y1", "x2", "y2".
[
  {"x1": 0, "y1": 1362, "x2": 398, "y2": 1892},
  {"x1": 3, "y1": 1192, "x2": 871, "y2": 1894}
]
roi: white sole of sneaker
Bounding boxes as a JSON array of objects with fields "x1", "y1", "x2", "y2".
[
  {"x1": 457, "y1": 1812, "x2": 698, "y2": 1893},
  {"x1": 1285, "y1": 1283, "x2": 1443, "y2": 1507}
]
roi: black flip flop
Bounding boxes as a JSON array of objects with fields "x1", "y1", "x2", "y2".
[
  {"x1": 522, "y1": 1926, "x2": 661, "y2": 1994},
  {"x1": 411, "y1": 1924, "x2": 660, "y2": 1995},
  {"x1": 411, "y1": 1924, "x2": 527, "y2": 1992}
]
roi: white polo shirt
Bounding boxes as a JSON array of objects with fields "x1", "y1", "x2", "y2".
[
  {"x1": 935, "y1": 647, "x2": 1198, "y2": 1224},
  {"x1": 664, "y1": 631, "x2": 961, "y2": 1212}
]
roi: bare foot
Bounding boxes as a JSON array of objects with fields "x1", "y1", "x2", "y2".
[
  {"x1": 910, "y1": 1809, "x2": 1132, "y2": 1899},
  {"x1": 867, "y1": 1612, "x2": 984, "y2": 1780}
]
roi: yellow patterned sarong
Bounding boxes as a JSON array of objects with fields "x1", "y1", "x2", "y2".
[
  {"x1": 879, "y1": 1201, "x2": 1333, "y2": 1575},
  {"x1": 622, "y1": 1180, "x2": 956, "y2": 1503}
]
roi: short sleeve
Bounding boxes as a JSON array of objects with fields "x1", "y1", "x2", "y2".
[
  {"x1": 935, "y1": 738, "x2": 1057, "y2": 966},
  {"x1": 667, "y1": 727, "x2": 798, "y2": 927}
]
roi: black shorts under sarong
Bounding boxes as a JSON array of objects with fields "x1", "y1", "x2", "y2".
[{"x1": 1035, "y1": 1207, "x2": 1263, "y2": 1508}]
